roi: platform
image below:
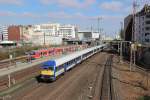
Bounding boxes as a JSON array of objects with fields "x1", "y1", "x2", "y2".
[{"x1": 0, "y1": 54, "x2": 65, "y2": 77}]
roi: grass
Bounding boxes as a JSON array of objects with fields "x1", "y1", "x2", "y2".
[{"x1": 139, "y1": 95, "x2": 150, "y2": 100}]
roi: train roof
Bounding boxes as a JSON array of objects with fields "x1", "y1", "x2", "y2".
[{"x1": 43, "y1": 45, "x2": 104, "y2": 67}]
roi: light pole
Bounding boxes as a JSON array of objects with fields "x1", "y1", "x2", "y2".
[
  {"x1": 43, "y1": 32, "x2": 46, "y2": 46},
  {"x1": 97, "y1": 17, "x2": 102, "y2": 45},
  {"x1": 120, "y1": 41, "x2": 123, "y2": 63},
  {"x1": 97, "y1": 17, "x2": 102, "y2": 38},
  {"x1": 130, "y1": 42, "x2": 132, "y2": 71},
  {"x1": 8, "y1": 47, "x2": 12, "y2": 88}
]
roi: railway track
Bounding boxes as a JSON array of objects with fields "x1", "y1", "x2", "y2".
[
  {"x1": 0, "y1": 53, "x2": 107, "y2": 100},
  {"x1": 100, "y1": 55, "x2": 114, "y2": 100},
  {"x1": 0, "y1": 64, "x2": 41, "y2": 92},
  {"x1": 1, "y1": 52, "x2": 121, "y2": 100},
  {"x1": 0, "y1": 56, "x2": 27, "y2": 69}
]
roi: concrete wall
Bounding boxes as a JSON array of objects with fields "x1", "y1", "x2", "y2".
[
  {"x1": 77, "y1": 31, "x2": 100, "y2": 40},
  {"x1": 31, "y1": 34, "x2": 62, "y2": 46},
  {"x1": 92, "y1": 32, "x2": 100, "y2": 39}
]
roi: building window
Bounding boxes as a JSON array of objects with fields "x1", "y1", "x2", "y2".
[
  {"x1": 145, "y1": 20, "x2": 150, "y2": 24},
  {"x1": 145, "y1": 33, "x2": 150, "y2": 36},
  {"x1": 145, "y1": 27, "x2": 150, "y2": 30},
  {"x1": 145, "y1": 39, "x2": 149, "y2": 42},
  {"x1": 146, "y1": 14, "x2": 150, "y2": 18}
]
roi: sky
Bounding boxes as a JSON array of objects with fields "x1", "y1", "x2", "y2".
[{"x1": 0, "y1": 0, "x2": 148, "y2": 37}]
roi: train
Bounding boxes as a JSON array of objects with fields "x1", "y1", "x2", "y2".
[
  {"x1": 38, "y1": 45, "x2": 105, "y2": 81},
  {"x1": 28, "y1": 45, "x2": 88, "y2": 60},
  {"x1": 29, "y1": 48, "x2": 62, "y2": 59}
]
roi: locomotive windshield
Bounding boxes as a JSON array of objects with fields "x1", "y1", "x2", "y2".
[
  {"x1": 43, "y1": 67, "x2": 53, "y2": 70},
  {"x1": 42, "y1": 64, "x2": 54, "y2": 70},
  {"x1": 29, "y1": 51, "x2": 35, "y2": 55}
]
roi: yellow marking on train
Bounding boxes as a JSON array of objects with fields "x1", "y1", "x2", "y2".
[{"x1": 41, "y1": 70, "x2": 54, "y2": 75}]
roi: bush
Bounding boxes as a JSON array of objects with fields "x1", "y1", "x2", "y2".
[{"x1": 139, "y1": 95, "x2": 150, "y2": 100}]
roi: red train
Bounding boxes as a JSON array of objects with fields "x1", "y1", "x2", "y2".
[
  {"x1": 28, "y1": 45, "x2": 88, "y2": 60},
  {"x1": 29, "y1": 48, "x2": 63, "y2": 60}
]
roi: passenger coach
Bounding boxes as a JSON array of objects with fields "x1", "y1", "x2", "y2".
[{"x1": 39, "y1": 45, "x2": 104, "y2": 81}]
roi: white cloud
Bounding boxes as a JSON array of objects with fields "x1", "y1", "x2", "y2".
[
  {"x1": 100, "y1": 1, "x2": 123, "y2": 12},
  {"x1": 0, "y1": 0, "x2": 23, "y2": 5},
  {"x1": 0, "y1": 10, "x2": 123, "y2": 21},
  {"x1": 0, "y1": 10, "x2": 124, "y2": 35},
  {"x1": 0, "y1": 11, "x2": 16, "y2": 16},
  {"x1": 20, "y1": 12, "x2": 41, "y2": 18},
  {"x1": 47, "y1": 12, "x2": 86, "y2": 19},
  {"x1": 40, "y1": 0, "x2": 96, "y2": 8},
  {"x1": 0, "y1": 11, "x2": 41, "y2": 18}
]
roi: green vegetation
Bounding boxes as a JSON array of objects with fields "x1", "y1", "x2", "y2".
[
  {"x1": 0, "y1": 46, "x2": 46, "y2": 60},
  {"x1": 0, "y1": 52, "x2": 9, "y2": 60},
  {"x1": 138, "y1": 95, "x2": 150, "y2": 100}
]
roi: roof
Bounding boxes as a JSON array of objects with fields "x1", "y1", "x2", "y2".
[
  {"x1": 136, "y1": 4, "x2": 150, "y2": 16},
  {"x1": 53, "y1": 45, "x2": 104, "y2": 67},
  {"x1": 0, "y1": 41, "x2": 16, "y2": 44}
]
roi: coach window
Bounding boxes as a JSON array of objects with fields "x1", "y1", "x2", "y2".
[
  {"x1": 68, "y1": 62, "x2": 70, "y2": 65},
  {"x1": 43, "y1": 52, "x2": 45, "y2": 55},
  {"x1": 56, "y1": 67, "x2": 59, "y2": 71},
  {"x1": 67, "y1": 61, "x2": 70, "y2": 65},
  {"x1": 56, "y1": 66, "x2": 60, "y2": 71},
  {"x1": 49, "y1": 50, "x2": 53, "y2": 54},
  {"x1": 58, "y1": 64, "x2": 64, "y2": 71},
  {"x1": 30, "y1": 52, "x2": 35, "y2": 55},
  {"x1": 75, "y1": 57, "x2": 78, "y2": 61},
  {"x1": 70, "y1": 60, "x2": 73, "y2": 64},
  {"x1": 72, "y1": 59, "x2": 74, "y2": 63},
  {"x1": 64, "y1": 63, "x2": 68, "y2": 67},
  {"x1": 49, "y1": 67, "x2": 53, "y2": 70},
  {"x1": 69, "y1": 60, "x2": 72, "y2": 65}
]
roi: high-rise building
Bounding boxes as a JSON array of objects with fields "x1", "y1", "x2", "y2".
[
  {"x1": 33, "y1": 23, "x2": 60, "y2": 36},
  {"x1": 33, "y1": 23, "x2": 77, "y2": 39},
  {"x1": 8, "y1": 26, "x2": 20, "y2": 41},
  {"x1": 124, "y1": 4, "x2": 150, "y2": 67},
  {"x1": 19, "y1": 25, "x2": 33, "y2": 42},
  {"x1": 0, "y1": 34, "x2": 2, "y2": 41},
  {"x1": 135, "y1": 4, "x2": 150, "y2": 45},
  {"x1": 59, "y1": 25, "x2": 76, "y2": 39},
  {"x1": 124, "y1": 5, "x2": 150, "y2": 45},
  {"x1": 31, "y1": 31, "x2": 62, "y2": 46},
  {"x1": 0, "y1": 25, "x2": 9, "y2": 41},
  {"x1": 8, "y1": 25, "x2": 34, "y2": 43},
  {"x1": 77, "y1": 31, "x2": 100, "y2": 40}
]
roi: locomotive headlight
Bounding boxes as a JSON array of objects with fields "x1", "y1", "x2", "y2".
[{"x1": 41, "y1": 70, "x2": 54, "y2": 76}]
